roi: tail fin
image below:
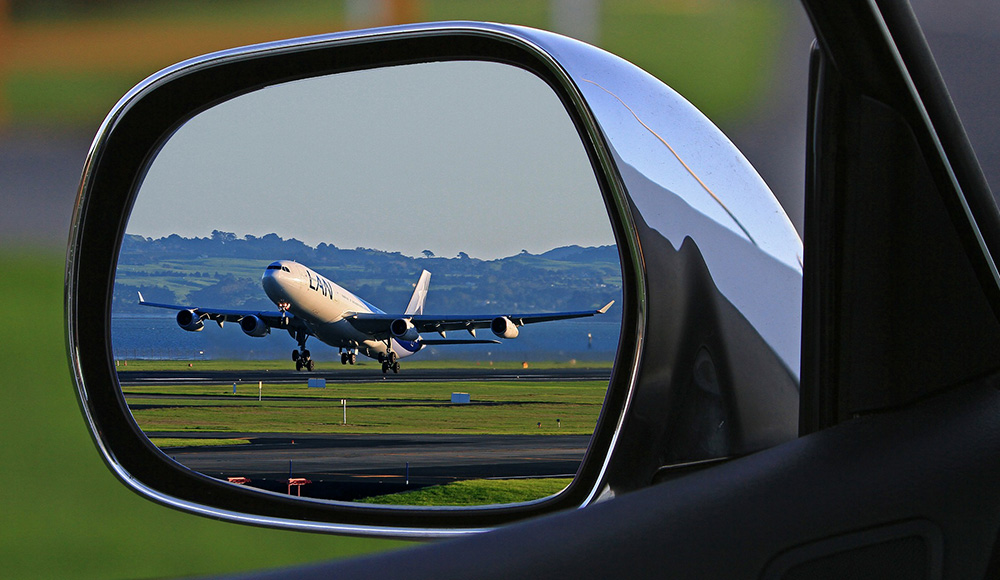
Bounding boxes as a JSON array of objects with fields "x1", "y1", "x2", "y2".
[{"x1": 404, "y1": 270, "x2": 431, "y2": 315}]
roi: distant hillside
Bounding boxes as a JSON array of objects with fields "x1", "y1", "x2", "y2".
[
  {"x1": 537, "y1": 245, "x2": 618, "y2": 263},
  {"x1": 114, "y1": 232, "x2": 622, "y2": 315}
]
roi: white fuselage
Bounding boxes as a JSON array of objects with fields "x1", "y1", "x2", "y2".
[{"x1": 260, "y1": 260, "x2": 419, "y2": 359}]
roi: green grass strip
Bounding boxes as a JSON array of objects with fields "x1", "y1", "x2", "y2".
[
  {"x1": 150, "y1": 437, "x2": 250, "y2": 448},
  {"x1": 125, "y1": 379, "x2": 606, "y2": 435},
  {"x1": 358, "y1": 478, "x2": 573, "y2": 506}
]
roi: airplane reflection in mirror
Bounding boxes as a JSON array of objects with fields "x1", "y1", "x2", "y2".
[{"x1": 138, "y1": 260, "x2": 614, "y2": 373}]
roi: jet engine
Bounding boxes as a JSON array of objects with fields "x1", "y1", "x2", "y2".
[
  {"x1": 491, "y1": 316, "x2": 520, "y2": 339},
  {"x1": 176, "y1": 309, "x2": 204, "y2": 332},
  {"x1": 390, "y1": 318, "x2": 420, "y2": 341},
  {"x1": 240, "y1": 315, "x2": 269, "y2": 337}
]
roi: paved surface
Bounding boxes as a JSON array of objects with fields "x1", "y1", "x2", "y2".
[{"x1": 151, "y1": 432, "x2": 590, "y2": 501}]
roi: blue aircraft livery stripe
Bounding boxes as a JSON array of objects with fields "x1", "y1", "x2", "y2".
[{"x1": 394, "y1": 338, "x2": 422, "y2": 354}]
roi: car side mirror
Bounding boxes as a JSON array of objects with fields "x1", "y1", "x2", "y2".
[{"x1": 67, "y1": 22, "x2": 802, "y2": 537}]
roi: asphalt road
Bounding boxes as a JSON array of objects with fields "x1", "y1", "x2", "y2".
[
  {"x1": 129, "y1": 366, "x2": 602, "y2": 501},
  {"x1": 152, "y1": 432, "x2": 590, "y2": 502}
]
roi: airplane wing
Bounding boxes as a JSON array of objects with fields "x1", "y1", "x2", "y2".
[
  {"x1": 137, "y1": 292, "x2": 310, "y2": 333},
  {"x1": 344, "y1": 301, "x2": 614, "y2": 338}
]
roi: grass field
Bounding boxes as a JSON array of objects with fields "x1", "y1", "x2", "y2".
[
  {"x1": 0, "y1": 250, "x2": 408, "y2": 579},
  {"x1": 360, "y1": 478, "x2": 573, "y2": 506},
  {"x1": 150, "y1": 437, "x2": 251, "y2": 448},
  {"x1": 115, "y1": 255, "x2": 272, "y2": 302},
  {"x1": 125, "y1": 379, "x2": 607, "y2": 435}
]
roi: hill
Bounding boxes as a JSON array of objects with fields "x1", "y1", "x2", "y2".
[{"x1": 113, "y1": 232, "x2": 622, "y2": 315}]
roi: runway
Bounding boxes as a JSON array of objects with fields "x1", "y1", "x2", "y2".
[
  {"x1": 119, "y1": 366, "x2": 611, "y2": 386},
  {"x1": 129, "y1": 366, "x2": 603, "y2": 502},
  {"x1": 152, "y1": 432, "x2": 590, "y2": 502}
]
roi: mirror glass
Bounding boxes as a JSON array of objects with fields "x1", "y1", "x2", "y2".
[{"x1": 112, "y1": 60, "x2": 621, "y2": 506}]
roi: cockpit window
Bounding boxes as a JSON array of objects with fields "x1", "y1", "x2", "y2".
[{"x1": 266, "y1": 264, "x2": 282, "y2": 270}]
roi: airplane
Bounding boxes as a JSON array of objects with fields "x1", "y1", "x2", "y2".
[{"x1": 137, "y1": 260, "x2": 615, "y2": 373}]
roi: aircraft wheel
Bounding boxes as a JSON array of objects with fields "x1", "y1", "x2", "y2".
[
  {"x1": 349, "y1": 353, "x2": 357, "y2": 365},
  {"x1": 392, "y1": 362, "x2": 400, "y2": 374},
  {"x1": 302, "y1": 349, "x2": 311, "y2": 360},
  {"x1": 378, "y1": 353, "x2": 385, "y2": 364},
  {"x1": 341, "y1": 353, "x2": 348, "y2": 365},
  {"x1": 388, "y1": 351, "x2": 397, "y2": 364},
  {"x1": 295, "y1": 359, "x2": 303, "y2": 371},
  {"x1": 381, "y1": 362, "x2": 389, "y2": 374},
  {"x1": 292, "y1": 349, "x2": 299, "y2": 361},
  {"x1": 307, "y1": 359, "x2": 315, "y2": 371}
]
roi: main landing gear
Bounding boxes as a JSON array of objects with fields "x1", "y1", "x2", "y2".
[
  {"x1": 340, "y1": 350, "x2": 358, "y2": 365},
  {"x1": 293, "y1": 348, "x2": 314, "y2": 371},
  {"x1": 377, "y1": 350, "x2": 400, "y2": 374},
  {"x1": 292, "y1": 331, "x2": 313, "y2": 371}
]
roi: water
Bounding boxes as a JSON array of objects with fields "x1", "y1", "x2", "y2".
[{"x1": 111, "y1": 314, "x2": 621, "y2": 363}]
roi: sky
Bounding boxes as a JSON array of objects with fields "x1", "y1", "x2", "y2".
[{"x1": 127, "y1": 60, "x2": 616, "y2": 260}]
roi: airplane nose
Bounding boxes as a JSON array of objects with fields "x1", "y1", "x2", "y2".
[{"x1": 261, "y1": 264, "x2": 288, "y2": 302}]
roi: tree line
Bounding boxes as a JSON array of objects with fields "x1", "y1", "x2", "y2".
[{"x1": 114, "y1": 232, "x2": 621, "y2": 315}]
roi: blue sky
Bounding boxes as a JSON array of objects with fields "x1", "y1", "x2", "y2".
[{"x1": 127, "y1": 60, "x2": 615, "y2": 260}]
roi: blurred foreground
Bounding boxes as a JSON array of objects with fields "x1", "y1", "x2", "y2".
[{"x1": 0, "y1": 250, "x2": 408, "y2": 578}]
